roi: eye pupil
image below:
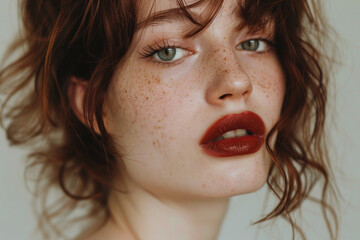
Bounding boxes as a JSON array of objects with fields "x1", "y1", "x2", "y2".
[
  {"x1": 241, "y1": 40, "x2": 259, "y2": 51},
  {"x1": 157, "y1": 47, "x2": 176, "y2": 61}
]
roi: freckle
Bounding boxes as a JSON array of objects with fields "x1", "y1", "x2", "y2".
[
  {"x1": 155, "y1": 77, "x2": 160, "y2": 83},
  {"x1": 223, "y1": 57, "x2": 227, "y2": 60},
  {"x1": 146, "y1": 96, "x2": 149, "y2": 100},
  {"x1": 223, "y1": 49, "x2": 226, "y2": 52},
  {"x1": 162, "y1": 91, "x2": 165, "y2": 95},
  {"x1": 147, "y1": 80, "x2": 151, "y2": 84}
]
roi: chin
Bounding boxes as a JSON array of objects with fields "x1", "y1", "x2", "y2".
[{"x1": 200, "y1": 148, "x2": 272, "y2": 199}]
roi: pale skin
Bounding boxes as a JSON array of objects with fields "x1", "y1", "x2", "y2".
[{"x1": 69, "y1": 0, "x2": 286, "y2": 239}]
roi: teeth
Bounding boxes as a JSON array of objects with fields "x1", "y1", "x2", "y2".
[
  {"x1": 212, "y1": 129, "x2": 251, "y2": 142},
  {"x1": 223, "y1": 130, "x2": 236, "y2": 139},
  {"x1": 221, "y1": 129, "x2": 247, "y2": 139},
  {"x1": 235, "y1": 129, "x2": 246, "y2": 137}
]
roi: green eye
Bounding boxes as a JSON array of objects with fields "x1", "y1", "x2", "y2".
[
  {"x1": 156, "y1": 48, "x2": 177, "y2": 61},
  {"x1": 237, "y1": 39, "x2": 269, "y2": 52},
  {"x1": 241, "y1": 40, "x2": 259, "y2": 51}
]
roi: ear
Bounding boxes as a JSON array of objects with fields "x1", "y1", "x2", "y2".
[
  {"x1": 68, "y1": 76, "x2": 104, "y2": 135},
  {"x1": 68, "y1": 76, "x2": 88, "y2": 124}
]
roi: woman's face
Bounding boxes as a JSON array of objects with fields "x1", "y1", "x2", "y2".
[{"x1": 105, "y1": 0, "x2": 285, "y2": 199}]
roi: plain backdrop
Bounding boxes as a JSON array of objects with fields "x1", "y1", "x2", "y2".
[{"x1": 1, "y1": 0, "x2": 359, "y2": 239}]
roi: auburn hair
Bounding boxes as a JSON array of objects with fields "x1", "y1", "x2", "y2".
[{"x1": 0, "y1": 0, "x2": 338, "y2": 239}]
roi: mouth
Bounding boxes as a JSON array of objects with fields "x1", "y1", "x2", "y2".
[{"x1": 199, "y1": 111, "x2": 265, "y2": 157}]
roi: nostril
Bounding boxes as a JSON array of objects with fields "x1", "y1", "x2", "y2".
[{"x1": 219, "y1": 93, "x2": 232, "y2": 99}]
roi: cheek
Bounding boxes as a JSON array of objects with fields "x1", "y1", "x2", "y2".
[
  {"x1": 247, "y1": 56, "x2": 285, "y2": 154},
  {"x1": 108, "y1": 67, "x2": 191, "y2": 154},
  {"x1": 255, "y1": 64, "x2": 285, "y2": 103},
  {"x1": 251, "y1": 56, "x2": 285, "y2": 97},
  {"x1": 244, "y1": 54, "x2": 285, "y2": 125},
  {"x1": 106, "y1": 67, "x2": 203, "y2": 196}
]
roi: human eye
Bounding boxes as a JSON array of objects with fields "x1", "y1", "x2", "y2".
[
  {"x1": 138, "y1": 39, "x2": 192, "y2": 66},
  {"x1": 236, "y1": 39, "x2": 274, "y2": 53},
  {"x1": 154, "y1": 47, "x2": 187, "y2": 62}
]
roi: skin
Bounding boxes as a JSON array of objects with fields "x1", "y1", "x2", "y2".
[{"x1": 71, "y1": 0, "x2": 285, "y2": 239}]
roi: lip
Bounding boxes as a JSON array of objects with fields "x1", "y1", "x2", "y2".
[{"x1": 199, "y1": 111, "x2": 266, "y2": 157}]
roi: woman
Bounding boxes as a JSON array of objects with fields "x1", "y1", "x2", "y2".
[{"x1": 0, "y1": 0, "x2": 338, "y2": 239}]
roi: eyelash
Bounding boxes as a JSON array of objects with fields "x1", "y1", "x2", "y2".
[{"x1": 138, "y1": 37, "x2": 275, "y2": 67}]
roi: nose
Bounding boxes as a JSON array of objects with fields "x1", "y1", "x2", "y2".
[{"x1": 205, "y1": 52, "x2": 253, "y2": 106}]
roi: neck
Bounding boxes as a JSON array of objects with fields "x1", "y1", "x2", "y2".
[{"x1": 104, "y1": 176, "x2": 230, "y2": 240}]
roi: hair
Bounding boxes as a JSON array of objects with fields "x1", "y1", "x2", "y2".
[{"x1": 0, "y1": 0, "x2": 338, "y2": 239}]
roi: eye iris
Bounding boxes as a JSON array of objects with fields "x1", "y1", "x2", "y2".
[
  {"x1": 157, "y1": 48, "x2": 176, "y2": 61},
  {"x1": 241, "y1": 40, "x2": 259, "y2": 51}
]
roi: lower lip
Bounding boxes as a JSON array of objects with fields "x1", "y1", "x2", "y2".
[{"x1": 200, "y1": 135, "x2": 265, "y2": 157}]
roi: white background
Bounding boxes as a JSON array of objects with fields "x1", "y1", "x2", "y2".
[{"x1": 1, "y1": 0, "x2": 359, "y2": 239}]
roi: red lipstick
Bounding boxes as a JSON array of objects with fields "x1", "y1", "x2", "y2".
[{"x1": 200, "y1": 111, "x2": 265, "y2": 157}]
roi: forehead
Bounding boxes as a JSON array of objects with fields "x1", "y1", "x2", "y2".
[
  {"x1": 136, "y1": 0, "x2": 240, "y2": 32},
  {"x1": 135, "y1": 0, "x2": 276, "y2": 39},
  {"x1": 137, "y1": 0, "x2": 216, "y2": 17}
]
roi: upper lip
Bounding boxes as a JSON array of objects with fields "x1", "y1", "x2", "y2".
[{"x1": 199, "y1": 111, "x2": 266, "y2": 144}]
